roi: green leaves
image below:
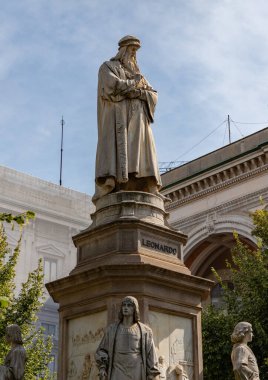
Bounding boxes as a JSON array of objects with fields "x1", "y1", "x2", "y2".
[
  {"x1": 0, "y1": 212, "x2": 54, "y2": 379},
  {"x1": 202, "y1": 207, "x2": 268, "y2": 380},
  {"x1": 0, "y1": 211, "x2": 35, "y2": 230},
  {"x1": 252, "y1": 208, "x2": 268, "y2": 248},
  {"x1": 0, "y1": 296, "x2": 9, "y2": 308}
]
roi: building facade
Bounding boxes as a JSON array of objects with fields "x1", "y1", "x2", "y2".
[
  {"x1": 1, "y1": 127, "x2": 267, "y2": 369},
  {"x1": 161, "y1": 128, "x2": 268, "y2": 305},
  {"x1": 0, "y1": 165, "x2": 92, "y2": 370}
]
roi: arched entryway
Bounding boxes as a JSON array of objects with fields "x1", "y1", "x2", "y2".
[{"x1": 183, "y1": 224, "x2": 257, "y2": 305}]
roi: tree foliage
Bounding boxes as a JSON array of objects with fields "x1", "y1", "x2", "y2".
[
  {"x1": 0, "y1": 211, "x2": 35, "y2": 227},
  {"x1": 202, "y1": 207, "x2": 268, "y2": 380},
  {"x1": 0, "y1": 212, "x2": 54, "y2": 379}
]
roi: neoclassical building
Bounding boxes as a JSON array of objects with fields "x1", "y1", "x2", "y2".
[
  {"x1": 0, "y1": 166, "x2": 92, "y2": 371},
  {"x1": 1, "y1": 127, "x2": 267, "y2": 369},
  {"x1": 161, "y1": 127, "x2": 268, "y2": 305}
]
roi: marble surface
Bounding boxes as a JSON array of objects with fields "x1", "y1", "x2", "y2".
[
  {"x1": 93, "y1": 36, "x2": 161, "y2": 202},
  {"x1": 149, "y1": 311, "x2": 194, "y2": 380},
  {"x1": 91, "y1": 191, "x2": 168, "y2": 228},
  {"x1": 67, "y1": 311, "x2": 107, "y2": 380}
]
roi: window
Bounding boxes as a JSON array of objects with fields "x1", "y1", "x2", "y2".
[
  {"x1": 44, "y1": 258, "x2": 57, "y2": 283},
  {"x1": 211, "y1": 281, "x2": 234, "y2": 308},
  {"x1": 41, "y1": 323, "x2": 56, "y2": 336}
]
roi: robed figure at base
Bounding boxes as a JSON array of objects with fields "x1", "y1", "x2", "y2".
[
  {"x1": 0, "y1": 325, "x2": 26, "y2": 380},
  {"x1": 93, "y1": 35, "x2": 162, "y2": 203},
  {"x1": 95, "y1": 296, "x2": 160, "y2": 380}
]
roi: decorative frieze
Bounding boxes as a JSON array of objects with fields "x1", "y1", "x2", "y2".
[
  {"x1": 206, "y1": 213, "x2": 217, "y2": 234},
  {"x1": 170, "y1": 189, "x2": 268, "y2": 231},
  {"x1": 164, "y1": 152, "x2": 268, "y2": 210}
]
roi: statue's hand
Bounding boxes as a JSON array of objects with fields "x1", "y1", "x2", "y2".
[{"x1": 126, "y1": 89, "x2": 141, "y2": 99}]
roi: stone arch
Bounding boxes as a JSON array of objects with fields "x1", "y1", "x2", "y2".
[{"x1": 183, "y1": 214, "x2": 257, "y2": 277}]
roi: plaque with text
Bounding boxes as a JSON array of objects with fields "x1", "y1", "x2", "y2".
[{"x1": 141, "y1": 233, "x2": 181, "y2": 259}]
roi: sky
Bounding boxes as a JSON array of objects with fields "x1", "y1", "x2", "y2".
[{"x1": 1, "y1": 0, "x2": 268, "y2": 195}]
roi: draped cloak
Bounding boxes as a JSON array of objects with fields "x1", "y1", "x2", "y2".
[
  {"x1": 95, "y1": 322, "x2": 160, "y2": 380},
  {"x1": 0, "y1": 346, "x2": 26, "y2": 380},
  {"x1": 94, "y1": 60, "x2": 162, "y2": 200},
  {"x1": 231, "y1": 343, "x2": 259, "y2": 380}
]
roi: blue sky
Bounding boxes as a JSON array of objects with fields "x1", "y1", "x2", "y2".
[{"x1": 1, "y1": 0, "x2": 268, "y2": 195}]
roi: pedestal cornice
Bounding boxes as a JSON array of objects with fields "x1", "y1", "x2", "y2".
[{"x1": 46, "y1": 263, "x2": 213, "y2": 311}]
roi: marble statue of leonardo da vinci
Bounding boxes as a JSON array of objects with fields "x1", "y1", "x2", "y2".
[{"x1": 93, "y1": 35, "x2": 162, "y2": 203}]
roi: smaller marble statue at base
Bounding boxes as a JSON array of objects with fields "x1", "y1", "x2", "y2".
[
  {"x1": 231, "y1": 322, "x2": 260, "y2": 380},
  {"x1": 158, "y1": 356, "x2": 168, "y2": 380},
  {"x1": 167, "y1": 363, "x2": 189, "y2": 380},
  {"x1": 95, "y1": 296, "x2": 160, "y2": 380},
  {"x1": 0, "y1": 324, "x2": 26, "y2": 380},
  {"x1": 174, "y1": 363, "x2": 189, "y2": 380}
]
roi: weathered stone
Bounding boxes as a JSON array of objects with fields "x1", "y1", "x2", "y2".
[
  {"x1": 95, "y1": 296, "x2": 160, "y2": 380},
  {"x1": 46, "y1": 36, "x2": 213, "y2": 380},
  {"x1": 47, "y1": 192, "x2": 212, "y2": 379},
  {"x1": 93, "y1": 35, "x2": 161, "y2": 202},
  {"x1": 0, "y1": 325, "x2": 26, "y2": 380},
  {"x1": 231, "y1": 322, "x2": 260, "y2": 380}
]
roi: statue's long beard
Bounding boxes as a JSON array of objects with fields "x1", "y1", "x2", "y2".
[{"x1": 121, "y1": 56, "x2": 140, "y2": 75}]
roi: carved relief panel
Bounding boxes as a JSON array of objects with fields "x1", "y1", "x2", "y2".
[
  {"x1": 67, "y1": 311, "x2": 107, "y2": 380},
  {"x1": 149, "y1": 311, "x2": 194, "y2": 380}
]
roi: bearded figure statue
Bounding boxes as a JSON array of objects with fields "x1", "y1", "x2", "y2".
[{"x1": 93, "y1": 35, "x2": 162, "y2": 203}]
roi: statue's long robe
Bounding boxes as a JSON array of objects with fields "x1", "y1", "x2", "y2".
[
  {"x1": 0, "y1": 346, "x2": 26, "y2": 380},
  {"x1": 94, "y1": 60, "x2": 161, "y2": 199},
  {"x1": 95, "y1": 322, "x2": 160, "y2": 380}
]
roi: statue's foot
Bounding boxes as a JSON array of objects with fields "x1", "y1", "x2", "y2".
[{"x1": 93, "y1": 177, "x2": 115, "y2": 203}]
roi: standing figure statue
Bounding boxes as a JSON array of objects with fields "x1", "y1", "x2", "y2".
[
  {"x1": 166, "y1": 363, "x2": 189, "y2": 380},
  {"x1": 93, "y1": 35, "x2": 162, "y2": 203},
  {"x1": 173, "y1": 364, "x2": 189, "y2": 380},
  {"x1": 0, "y1": 324, "x2": 26, "y2": 380},
  {"x1": 95, "y1": 296, "x2": 160, "y2": 380},
  {"x1": 231, "y1": 322, "x2": 260, "y2": 380},
  {"x1": 158, "y1": 356, "x2": 167, "y2": 380}
]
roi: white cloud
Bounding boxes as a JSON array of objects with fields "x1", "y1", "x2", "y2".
[{"x1": 0, "y1": 0, "x2": 268, "y2": 193}]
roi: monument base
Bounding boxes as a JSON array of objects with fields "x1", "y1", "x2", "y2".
[{"x1": 47, "y1": 192, "x2": 212, "y2": 380}]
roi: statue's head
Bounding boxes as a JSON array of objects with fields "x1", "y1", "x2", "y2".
[
  {"x1": 175, "y1": 364, "x2": 183, "y2": 375},
  {"x1": 231, "y1": 322, "x2": 253, "y2": 344},
  {"x1": 111, "y1": 36, "x2": 141, "y2": 72},
  {"x1": 5, "y1": 324, "x2": 23, "y2": 345},
  {"x1": 118, "y1": 35, "x2": 141, "y2": 50},
  {"x1": 158, "y1": 355, "x2": 165, "y2": 364},
  {"x1": 118, "y1": 296, "x2": 140, "y2": 322}
]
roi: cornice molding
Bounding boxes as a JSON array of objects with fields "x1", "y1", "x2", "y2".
[
  {"x1": 37, "y1": 244, "x2": 65, "y2": 259},
  {"x1": 184, "y1": 214, "x2": 255, "y2": 255},
  {"x1": 0, "y1": 195, "x2": 91, "y2": 228},
  {"x1": 0, "y1": 165, "x2": 91, "y2": 198},
  {"x1": 162, "y1": 132, "x2": 268, "y2": 191},
  {"x1": 170, "y1": 187, "x2": 268, "y2": 230},
  {"x1": 165, "y1": 155, "x2": 268, "y2": 210}
]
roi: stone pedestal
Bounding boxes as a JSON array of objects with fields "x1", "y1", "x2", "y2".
[{"x1": 46, "y1": 192, "x2": 212, "y2": 380}]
